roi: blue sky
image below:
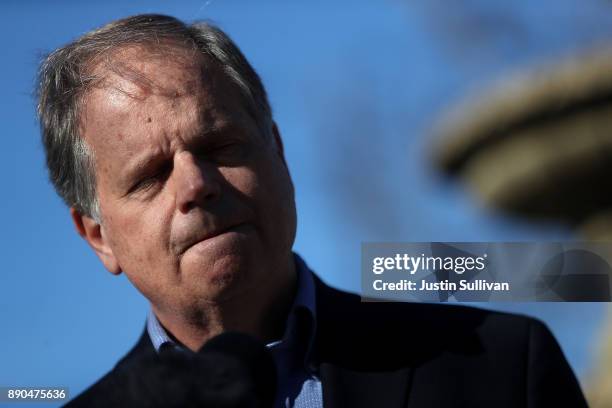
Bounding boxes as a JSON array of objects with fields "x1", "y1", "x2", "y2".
[{"x1": 2, "y1": 1, "x2": 612, "y2": 405}]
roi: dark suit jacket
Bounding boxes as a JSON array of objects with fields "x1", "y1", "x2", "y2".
[{"x1": 66, "y1": 275, "x2": 588, "y2": 407}]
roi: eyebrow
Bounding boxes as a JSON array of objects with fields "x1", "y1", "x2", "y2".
[
  {"x1": 121, "y1": 146, "x2": 168, "y2": 186},
  {"x1": 120, "y1": 122, "x2": 243, "y2": 183}
]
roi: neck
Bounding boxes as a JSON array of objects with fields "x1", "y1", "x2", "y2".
[{"x1": 153, "y1": 256, "x2": 298, "y2": 352}]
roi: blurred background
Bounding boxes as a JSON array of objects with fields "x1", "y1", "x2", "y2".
[{"x1": 2, "y1": 0, "x2": 612, "y2": 406}]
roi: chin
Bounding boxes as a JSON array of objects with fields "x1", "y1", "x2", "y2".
[{"x1": 182, "y1": 251, "x2": 257, "y2": 302}]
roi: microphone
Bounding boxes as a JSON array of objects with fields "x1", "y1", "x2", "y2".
[
  {"x1": 65, "y1": 332, "x2": 277, "y2": 408},
  {"x1": 200, "y1": 332, "x2": 278, "y2": 407}
]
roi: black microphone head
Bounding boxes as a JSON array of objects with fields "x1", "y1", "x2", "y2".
[
  {"x1": 199, "y1": 332, "x2": 277, "y2": 408},
  {"x1": 67, "y1": 333, "x2": 277, "y2": 408}
]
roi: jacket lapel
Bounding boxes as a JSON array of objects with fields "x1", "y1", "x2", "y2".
[{"x1": 312, "y1": 276, "x2": 414, "y2": 408}]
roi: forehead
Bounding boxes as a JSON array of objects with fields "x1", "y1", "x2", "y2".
[
  {"x1": 81, "y1": 42, "x2": 250, "y2": 136},
  {"x1": 79, "y1": 44, "x2": 255, "y2": 181},
  {"x1": 88, "y1": 43, "x2": 209, "y2": 101}
]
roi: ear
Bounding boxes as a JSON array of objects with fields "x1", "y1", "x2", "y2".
[
  {"x1": 271, "y1": 122, "x2": 288, "y2": 168},
  {"x1": 70, "y1": 207, "x2": 122, "y2": 275}
]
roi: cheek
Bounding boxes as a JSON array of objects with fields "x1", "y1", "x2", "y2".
[
  {"x1": 224, "y1": 156, "x2": 296, "y2": 236},
  {"x1": 222, "y1": 166, "x2": 262, "y2": 202},
  {"x1": 105, "y1": 211, "x2": 179, "y2": 305},
  {"x1": 103, "y1": 205, "x2": 173, "y2": 272}
]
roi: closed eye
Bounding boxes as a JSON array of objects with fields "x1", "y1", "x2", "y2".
[
  {"x1": 129, "y1": 163, "x2": 173, "y2": 195},
  {"x1": 207, "y1": 141, "x2": 247, "y2": 165}
]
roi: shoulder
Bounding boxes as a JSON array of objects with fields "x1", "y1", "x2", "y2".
[
  {"x1": 313, "y1": 276, "x2": 586, "y2": 406},
  {"x1": 63, "y1": 329, "x2": 155, "y2": 408},
  {"x1": 314, "y1": 275, "x2": 557, "y2": 367},
  {"x1": 314, "y1": 274, "x2": 534, "y2": 330}
]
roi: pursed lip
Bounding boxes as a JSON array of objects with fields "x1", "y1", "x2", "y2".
[{"x1": 179, "y1": 222, "x2": 249, "y2": 254}]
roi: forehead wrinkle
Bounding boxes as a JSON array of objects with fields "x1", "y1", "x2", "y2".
[
  {"x1": 99, "y1": 62, "x2": 178, "y2": 101},
  {"x1": 106, "y1": 60, "x2": 158, "y2": 99},
  {"x1": 91, "y1": 44, "x2": 205, "y2": 101}
]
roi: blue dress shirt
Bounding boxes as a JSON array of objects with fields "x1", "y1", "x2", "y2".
[{"x1": 146, "y1": 254, "x2": 323, "y2": 408}]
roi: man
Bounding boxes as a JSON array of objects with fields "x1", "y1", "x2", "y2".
[{"x1": 38, "y1": 14, "x2": 587, "y2": 407}]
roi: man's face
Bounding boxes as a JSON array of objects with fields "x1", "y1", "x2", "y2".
[{"x1": 78, "y1": 45, "x2": 296, "y2": 317}]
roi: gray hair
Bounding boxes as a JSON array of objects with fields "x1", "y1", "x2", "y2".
[{"x1": 37, "y1": 14, "x2": 273, "y2": 220}]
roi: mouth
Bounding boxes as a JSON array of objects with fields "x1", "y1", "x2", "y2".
[{"x1": 181, "y1": 222, "x2": 250, "y2": 254}]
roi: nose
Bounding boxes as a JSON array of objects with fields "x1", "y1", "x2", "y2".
[{"x1": 174, "y1": 152, "x2": 221, "y2": 213}]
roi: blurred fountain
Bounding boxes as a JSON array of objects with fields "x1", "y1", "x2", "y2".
[{"x1": 431, "y1": 47, "x2": 612, "y2": 407}]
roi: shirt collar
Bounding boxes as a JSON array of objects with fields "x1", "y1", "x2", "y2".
[{"x1": 146, "y1": 253, "x2": 317, "y2": 354}]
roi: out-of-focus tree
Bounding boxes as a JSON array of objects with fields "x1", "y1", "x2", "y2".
[{"x1": 431, "y1": 47, "x2": 612, "y2": 407}]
